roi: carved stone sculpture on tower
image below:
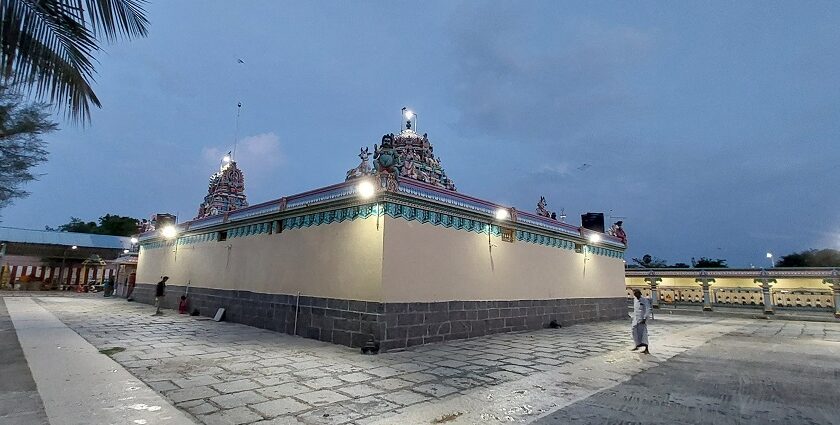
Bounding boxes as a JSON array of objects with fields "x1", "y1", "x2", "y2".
[
  {"x1": 348, "y1": 126, "x2": 456, "y2": 191},
  {"x1": 345, "y1": 147, "x2": 373, "y2": 181},
  {"x1": 196, "y1": 160, "x2": 248, "y2": 219},
  {"x1": 536, "y1": 196, "x2": 551, "y2": 217}
]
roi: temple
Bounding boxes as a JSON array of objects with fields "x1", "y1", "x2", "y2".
[
  {"x1": 196, "y1": 156, "x2": 248, "y2": 219},
  {"x1": 135, "y1": 111, "x2": 627, "y2": 351}
]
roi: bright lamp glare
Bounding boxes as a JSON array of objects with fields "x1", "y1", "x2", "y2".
[
  {"x1": 223, "y1": 155, "x2": 232, "y2": 163},
  {"x1": 71, "y1": 245, "x2": 78, "y2": 250},
  {"x1": 403, "y1": 109, "x2": 413, "y2": 120},
  {"x1": 161, "y1": 225, "x2": 178, "y2": 239},
  {"x1": 123, "y1": 249, "x2": 130, "y2": 254},
  {"x1": 766, "y1": 252, "x2": 772, "y2": 258},
  {"x1": 588, "y1": 234, "x2": 601, "y2": 243},
  {"x1": 495, "y1": 208, "x2": 510, "y2": 220},
  {"x1": 130, "y1": 237, "x2": 139, "y2": 244},
  {"x1": 357, "y1": 180, "x2": 376, "y2": 199}
]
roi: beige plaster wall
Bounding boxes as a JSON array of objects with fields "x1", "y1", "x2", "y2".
[
  {"x1": 381, "y1": 217, "x2": 625, "y2": 302},
  {"x1": 137, "y1": 217, "x2": 384, "y2": 301}
]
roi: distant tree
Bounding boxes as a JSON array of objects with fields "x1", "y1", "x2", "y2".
[
  {"x1": 671, "y1": 262, "x2": 691, "y2": 268},
  {"x1": 777, "y1": 249, "x2": 840, "y2": 267},
  {"x1": 694, "y1": 257, "x2": 728, "y2": 268},
  {"x1": 50, "y1": 217, "x2": 97, "y2": 233},
  {"x1": 96, "y1": 214, "x2": 139, "y2": 236},
  {"x1": 0, "y1": 86, "x2": 57, "y2": 211},
  {"x1": 631, "y1": 254, "x2": 668, "y2": 268},
  {"x1": 50, "y1": 214, "x2": 139, "y2": 236}
]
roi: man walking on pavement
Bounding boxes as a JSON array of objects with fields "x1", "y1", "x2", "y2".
[
  {"x1": 631, "y1": 289, "x2": 650, "y2": 354},
  {"x1": 154, "y1": 276, "x2": 168, "y2": 315}
]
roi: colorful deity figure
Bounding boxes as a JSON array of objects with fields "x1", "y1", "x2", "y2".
[
  {"x1": 345, "y1": 147, "x2": 373, "y2": 181},
  {"x1": 196, "y1": 159, "x2": 248, "y2": 219},
  {"x1": 373, "y1": 134, "x2": 401, "y2": 174},
  {"x1": 346, "y1": 113, "x2": 457, "y2": 191},
  {"x1": 390, "y1": 128, "x2": 456, "y2": 191},
  {"x1": 536, "y1": 196, "x2": 551, "y2": 218},
  {"x1": 609, "y1": 220, "x2": 627, "y2": 244}
]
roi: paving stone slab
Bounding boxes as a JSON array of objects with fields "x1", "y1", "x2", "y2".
[
  {"x1": 295, "y1": 390, "x2": 349, "y2": 406},
  {"x1": 251, "y1": 398, "x2": 310, "y2": 417},
  {"x1": 198, "y1": 406, "x2": 262, "y2": 425},
  {"x1": 209, "y1": 390, "x2": 268, "y2": 409}
]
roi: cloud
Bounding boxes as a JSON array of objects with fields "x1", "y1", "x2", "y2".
[
  {"x1": 449, "y1": 7, "x2": 656, "y2": 143},
  {"x1": 202, "y1": 132, "x2": 284, "y2": 168},
  {"x1": 532, "y1": 163, "x2": 573, "y2": 179}
]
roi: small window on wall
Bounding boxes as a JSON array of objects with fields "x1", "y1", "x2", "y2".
[
  {"x1": 501, "y1": 227, "x2": 515, "y2": 243},
  {"x1": 218, "y1": 230, "x2": 228, "y2": 241},
  {"x1": 274, "y1": 220, "x2": 283, "y2": 234}
]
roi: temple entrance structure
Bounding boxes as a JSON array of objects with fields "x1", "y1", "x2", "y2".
[{"x1": 136, "y1": 113, "x2": 627, "y2": 351}]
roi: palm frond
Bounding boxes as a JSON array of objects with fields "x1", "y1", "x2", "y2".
[{"x1": 0, "y1": 0, "x2": 147, "y2": 123}]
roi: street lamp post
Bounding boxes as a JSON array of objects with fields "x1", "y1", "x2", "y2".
[{"x1": 57, "y1": 245, "x2": 78, "y2": 290}]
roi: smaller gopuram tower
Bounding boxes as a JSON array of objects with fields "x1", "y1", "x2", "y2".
[{"x1": 196, "y1": 154, "x2": 248, "y2": 219}]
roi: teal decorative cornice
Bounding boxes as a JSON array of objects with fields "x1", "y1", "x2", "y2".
[
  {"x1": 383, "y1": 202, "x2": 500, "y2": 236},
  {"x1": 140, "y1": 202, "x2": 622, "y2": 259},
  {"x1": 517, "y1": 230, "x2": 575, "y2": 250},
  {"x1": 585, "y1": 244, "x2": 624, "y2": 259},
  {"x1": 283, "y1": 204, "x2": 378, "y2": 230}
]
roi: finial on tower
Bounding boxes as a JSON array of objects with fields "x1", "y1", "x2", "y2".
[{"x1": 401, "y1": 107, "x2": 416, "y2": 131}]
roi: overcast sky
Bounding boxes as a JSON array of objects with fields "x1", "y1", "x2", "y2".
[{"x1": 3, "y1": 1, "x2": 839, "y2": 267}]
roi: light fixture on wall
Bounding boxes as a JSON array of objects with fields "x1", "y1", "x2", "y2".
[
  {"x1": 161, "y1": 225, "x2": 178, "y2": 239},
  {"x1": 357, "y1": 180, "x2": 376, "y2": 199},
  {"x1": 588, "y1": 234, "x2": 601, "y2": 244},
  {"x1": 494, "y1": 208, "x2": 510, "y2": 220}
]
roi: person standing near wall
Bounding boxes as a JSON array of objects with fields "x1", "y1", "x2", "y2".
[
  {"x1": 154, "y1": 276, "x2": 168, "y2": 315},
  {"x1": 126, "y1": 272, "x2": 137, "y2": 301},
  {"x1": 631, "y1": 289, "x2": 650, "y2": 354}
]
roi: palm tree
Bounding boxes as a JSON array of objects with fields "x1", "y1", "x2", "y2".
[{"x1": 0, "y1": 0, "x2": 149, "y2": 122}]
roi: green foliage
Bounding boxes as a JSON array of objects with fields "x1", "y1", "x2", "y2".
[
  {"x1": 0, "y1": 0, "x2": 149, "y2": 122},
  {"x1": 777, "y1": 249, "x2": 840, "y2": 267},
  {"x1": 0, "y1": 86, "x2": 58, "y2": 210},
  {"x1": 694, "y1": 257, "x2": 728, "y2": 268},
  {"x1": 50, "y1": 214, "x2": 139, "y2": 236},
  {"x1": 631, "y1": 254, "x2": 668, "y2": 268}
]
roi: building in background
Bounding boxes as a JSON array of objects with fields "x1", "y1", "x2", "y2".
[{"x1": 0, "y1": 227, "x2": 136, "y2": 291}]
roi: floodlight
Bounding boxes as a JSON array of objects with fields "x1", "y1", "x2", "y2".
[
  {"x1": 161, "y1": 225, "x2": 178, "y2": 239},
  {"x1": 357, "y1": 180, "x2": 376, "y2": 199}
]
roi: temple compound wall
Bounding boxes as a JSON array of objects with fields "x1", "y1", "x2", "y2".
[
  {"x1": 136, "y1": 178, "x2": 627, "y2": 351},
  {"x1": 626, "y1": 268, "x2": 840, "y2": 318}
]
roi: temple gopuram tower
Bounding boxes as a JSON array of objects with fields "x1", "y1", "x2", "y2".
[
  {"x1": 346, "y1": 108, "x2": 456, "y2": 191},
  {"x1": 196, "y1": 155, "x2": 248, "y2": 219}
]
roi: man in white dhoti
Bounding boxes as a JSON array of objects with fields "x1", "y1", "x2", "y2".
[{"x1": 631, "y1": 289, "x2": 650, "y2": 354}]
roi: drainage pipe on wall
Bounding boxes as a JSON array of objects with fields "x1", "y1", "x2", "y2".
[{"x1": 293, "y1": 291, "x2": 301, "y2": 336}]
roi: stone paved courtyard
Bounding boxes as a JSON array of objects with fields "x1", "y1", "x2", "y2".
[{"x1": 19, "y1": 296, "x2": 840, "y2": 424}]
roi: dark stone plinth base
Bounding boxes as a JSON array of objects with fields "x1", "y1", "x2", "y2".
[{"x1": 129, "y1": 284, "x2": 625, "y2": 351}]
